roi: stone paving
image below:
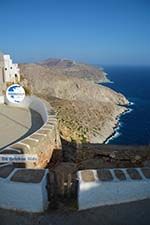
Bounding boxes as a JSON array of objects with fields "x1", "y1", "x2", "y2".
[
  {"x1": 97, "y1": 169, "x2": 113, "y2": 181},
  {"x1": 114, "y1": 169, "x2": 126, "y2": 180},
  {"x1": 80, "y1": 170, "x2": 95, "y2": 182},
  {"x1": 0, "y1": 164, "x2": 14, "y2": 178},
  {"x1": 10, "y1": 169, "x2": 45, "y2": 183},
  {"x1": 80, "y1": 168, "x2": 150, "y2": 182},
  {"x1": 141, "y1": 168, "x2": 150, "y2": 178}
]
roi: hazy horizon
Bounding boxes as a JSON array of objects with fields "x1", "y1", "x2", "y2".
[{"x1": 0, "y1": 0, "x2": 149, "y2": 65}]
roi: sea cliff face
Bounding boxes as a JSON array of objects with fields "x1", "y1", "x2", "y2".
[{"x1": 20, "y1": 59, "x2": 128, "y2": 143}]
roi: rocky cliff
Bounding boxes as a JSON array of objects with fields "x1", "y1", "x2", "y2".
[{"x1": 20, "y1": 59, "x2": 128, "y2": 143}]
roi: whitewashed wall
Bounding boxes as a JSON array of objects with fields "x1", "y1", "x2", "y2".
[
  {"x1": 78, "y1": 169, "x2": 150, "y2": 210},
  {"x1": 3, "y1": 55, "x2": 20, "y2": 82},
  {"x1": 0, "y1": 168, "x2": 49, "y2": 213}
]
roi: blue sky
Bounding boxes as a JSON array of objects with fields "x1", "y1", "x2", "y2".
[{"x1": 0, "y1": 0, "x2": 149, "y2": 65}]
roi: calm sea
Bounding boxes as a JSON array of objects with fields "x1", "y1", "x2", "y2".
[{"x1": 101, "y1": 66, "x2": 150, "y2": 145}]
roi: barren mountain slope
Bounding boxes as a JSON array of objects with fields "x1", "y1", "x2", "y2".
[
  {"x1": 20, "y1": 59, "x2": 108, "y2": 83},
  {"x1": 20, "y1": 62, "x2": 128, "y2": 143}
]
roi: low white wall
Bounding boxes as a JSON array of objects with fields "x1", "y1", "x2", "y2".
[
  {"x1": 78, "y1": 169, "x2": 150, "y2": 210},
  {"x1": 3, "y1": 94, "x2": 61, "y2": 168},
  {"x1": 0, "y1": 96, "x2": 61, "y2": 213},
  {"x1": 5, "y1": 95, "x2": 48, "y2": 123},
  {"x1": 29, "y1": 96, "x2": 48, "y2": 122},
  {"x1": 0, "y1": 168, "x2": 49, "y2": 213}
]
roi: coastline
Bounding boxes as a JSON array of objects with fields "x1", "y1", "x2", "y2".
[
  {"x1": 88, "y1": 68, "x2": 130, "y2": 145},
  {"x1": 99, "y1": 68, "x2": 132, "y2": 145},
  {"x1": 22, "y1": 61, "x2": 131, "y2": 145},
  {"x1": 104, "y1": 104, "x2": 133, "y2": 144},
  {"x1": 99, "y1": 72, "x2": 113, "y2": 83}
]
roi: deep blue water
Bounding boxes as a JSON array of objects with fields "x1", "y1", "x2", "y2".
[{"x1": 101, "y1": 66, "x2": 150, "y2": 145}]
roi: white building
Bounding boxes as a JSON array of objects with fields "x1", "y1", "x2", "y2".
[{"x1": 0, "y1": 52, "x2": 20, "y2": 84}]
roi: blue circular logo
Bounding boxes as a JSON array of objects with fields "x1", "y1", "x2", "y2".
[{"x1": 6, "y1": 84, "x2": 25, "y2": 103}]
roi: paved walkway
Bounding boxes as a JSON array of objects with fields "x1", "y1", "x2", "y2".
[
  {"x1": 0, "y1": 199, "x2": 150, "y2": 225},
  {"x1": 0, "y1": 104, "x2": 43, "y2": 150}
]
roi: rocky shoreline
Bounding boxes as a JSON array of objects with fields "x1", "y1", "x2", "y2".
[
  {"x1": 94, "y1": 104, "x2": 129, "y2": 144},
  {"x1": 104, "y1": 106, "x2": 131, "y2": 144}
]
